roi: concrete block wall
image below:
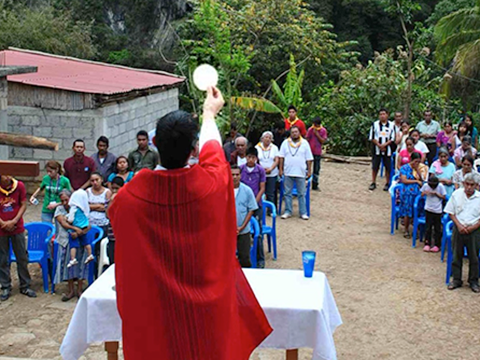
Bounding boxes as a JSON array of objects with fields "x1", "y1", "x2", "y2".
[
  {"x1": 7, "y1": 106, "x2": 100, "y2": 175},
  {"x1": 102, "y1": 88, "x2": 179, "y2": 157}
]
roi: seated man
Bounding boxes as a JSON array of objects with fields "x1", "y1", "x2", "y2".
[
  {"x1": 445, "y1": 173, "x2": 480, "y2": 293},
  {"x1": 232, "y1": 165, "x2": 257, "y2": 268}
]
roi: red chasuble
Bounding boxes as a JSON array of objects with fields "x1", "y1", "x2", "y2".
[{"x1": 110, "y1": 140, "x2": 272, "y2": 360}]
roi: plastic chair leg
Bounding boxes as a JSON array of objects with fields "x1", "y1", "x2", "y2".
[
  {"x1": 412, "y1": 222, "x2": 418, "y2": 248},
  {"x1": 88, "y1": 261, "x2": 95, "y2": 287},
  {"x1": 250, "y1": 235, "x2": 258, "y2": 269},
  {"x1": 446, "y1": 237, "x2": 453, "y2": 284},
  {"x1": 272, "y1": 231, "x2": 277, "y2": 261},
  {"x1": 41, "y1": 258, "x2": 49, "y2": 293},
  {"x1": 390, "y1": 212, "x2": 395, "y2": 235},
  {"x1": 267, "y1": 234, "x2": 271, "y2": 253}
]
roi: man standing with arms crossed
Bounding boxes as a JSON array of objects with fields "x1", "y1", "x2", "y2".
[{"x1": 416, "y1": 110, "x2": 440, "y2": 166}]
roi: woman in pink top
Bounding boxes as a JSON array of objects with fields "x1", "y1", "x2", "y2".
[
  {"x1": 436, "y1": 121, "x2": 457, "y2": 156},
  {"x1": 397, "y1": 137, "x2": 422, "y2": 169}
]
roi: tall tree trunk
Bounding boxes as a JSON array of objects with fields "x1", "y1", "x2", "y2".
[{"x1": 405, "y1": 42, "x2": 413, "y2": 120}]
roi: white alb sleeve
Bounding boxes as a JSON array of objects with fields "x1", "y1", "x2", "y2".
[{"x1": 199, "y1": 119, "x2": 222, "y2": 151}]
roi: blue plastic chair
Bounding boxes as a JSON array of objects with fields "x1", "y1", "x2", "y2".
[
  {"x1": 412, "y1": 195, "x2": 426, "y2": 247},
  {"x1": 440, "y1": 213, "x2": 450, "y2": 262},
  {"x1": 262, "y1": 200, "x2": 277, "y2": 260},
  {"x1": 278, "y1": 176, "x2": 312, "y2": 217},
  {"x1": 444, "y1": 221, "x2": 454, "y2": 284},
  {"x1": 389, "y1": 152, "x2": 396, "y2": 184},
  {"x1": 390, "y1": 183, "x2": 402, "y2": 235},
  {"x1": 86, "y1": 226, "x2": 105, "y2": 286},
  {"x1": 249, "y1": 217, "x2": 260, "y2": 269},
  {"x1": 9, "y1": 222, "x2": 55, "y2": 293}
]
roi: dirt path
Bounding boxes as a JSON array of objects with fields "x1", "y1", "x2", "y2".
[{"x1": 1, "y1": 162, "x2": 480, "y2": 359}]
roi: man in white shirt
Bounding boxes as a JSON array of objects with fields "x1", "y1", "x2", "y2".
[
  {"x1": 416, "y1": 110, "x2": 441, "y2": 165},
  {"x1": 230, "y1": 137, "x2": 248, "y2": 166},
  {"x1": 278, "y1": 126, "x2": 313, "y2": 220},
  {"x1": 444, "y1": 173, "x2": 480, "y2": 293}
]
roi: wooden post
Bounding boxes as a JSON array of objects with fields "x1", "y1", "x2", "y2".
[
  {"x1": 0, "y1": 132, "x2": 59, "y2": 150},
  {"x1": 105, "y1": 341, "x2": 119, "y2": 360},
  {"x1": 286, "y1": 349, "x2": 299, "y2": 360}
]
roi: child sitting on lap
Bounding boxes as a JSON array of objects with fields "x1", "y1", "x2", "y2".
[
  {"x1": 67, "y1": 189, "x2": 93, "y2": 268},
  {"x1": 420, "y1": 174, "x2": 446, "y2": 253}
]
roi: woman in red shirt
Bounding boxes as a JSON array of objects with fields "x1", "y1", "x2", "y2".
[{"x1": 397, "y1": 137, "x2": 422, "y2": 170}]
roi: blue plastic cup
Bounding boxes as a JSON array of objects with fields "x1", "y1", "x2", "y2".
[{"x1": 302, "y1": 251, "x2": 316, "y2": 278}]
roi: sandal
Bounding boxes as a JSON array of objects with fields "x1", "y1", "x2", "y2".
[
  {"x1": 84, "y1": 254, "x2": 94, "y2": 264},
  {"x1": 403, "y1": 231, "x2": 411, "y2": 239},
  {"x1": 61, "y1": 293, "x2": 75, "y2": 302}
]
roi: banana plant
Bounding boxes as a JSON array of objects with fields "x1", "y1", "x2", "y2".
[{"x1": 270, "y1": 54, "x2": 305, "y2": 115}]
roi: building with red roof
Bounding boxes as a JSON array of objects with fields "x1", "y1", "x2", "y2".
[{"x1": 0, "y1": 48, "x2": 185, "y2": 170}]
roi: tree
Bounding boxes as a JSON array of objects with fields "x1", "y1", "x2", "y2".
[
  {"x1": 434, "y1": 0, "x2": 480, "y2": 108},
  {"x1": 0, "y1": 1, "x2": 96, "y2": 59},
  {"x1": 383, "y1": 0, "x2": 422, "y2": 119},
  {"x1": 177, "y1": 0, "x2": 357, "y2": 134},
  {"x1": 313, "y1": 50, "x2": 448, "y2": 156}
]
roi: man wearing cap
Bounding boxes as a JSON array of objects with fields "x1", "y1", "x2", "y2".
[{"x1": 454, "y1": 135, "x2": 477, "y2": 168}]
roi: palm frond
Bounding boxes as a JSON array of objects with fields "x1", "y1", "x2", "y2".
[
  {"x1": 230, "y1": 96, "x2": 284, "y2": 116},
  {"x1": 435, "y1": 6, "x2": 480, "y2": 64},
  {"x1": 271, "y1": 80, "x2": 287, "y2": 108}
]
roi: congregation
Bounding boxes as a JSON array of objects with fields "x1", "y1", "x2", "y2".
[
  {"x1": 370, "y1": 108, "x2": 480, "y2": 293},
  {"x1": 0, "y1": 104, "x2": 328, "y2": 300}
]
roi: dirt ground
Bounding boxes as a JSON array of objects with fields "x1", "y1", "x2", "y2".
[{"x1": 1, "y1": 161, "x2": 480, "y2": 360}]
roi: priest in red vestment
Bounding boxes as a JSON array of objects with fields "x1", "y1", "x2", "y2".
[{"x1": 109, "y1": 86, "x2": 272, "y2": 359}]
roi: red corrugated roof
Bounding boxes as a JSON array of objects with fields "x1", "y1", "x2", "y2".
[{"x1": 0, "y1": 49, "x2": 184, "y2": 95}]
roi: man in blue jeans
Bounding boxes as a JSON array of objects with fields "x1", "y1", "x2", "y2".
[{"x1": 278, "y1": 126, "x2": 313, "y2": 220}]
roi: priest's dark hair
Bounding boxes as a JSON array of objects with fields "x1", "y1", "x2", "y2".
[{"x1": 155, "y1": 110, "x2": 199, "y2": 169}]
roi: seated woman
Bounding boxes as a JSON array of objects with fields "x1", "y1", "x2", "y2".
[
  {"x1": 53, "y1": 189, "x2": 91, "y2": 301},
  {"x1": 399, "y1": 152, "x2": 425, "y2": 239},
  {"x1": 454, "y1": 135, "x2": 477, "y2": 168},
  {"x1": 429, "y1": 147, "x2": 456, "y2": 197},
  {"x1": 453, "y1": 155, "x2": 480, "y2": 189},
  {"x1": 397, "y1": 136, "x2": 422, "y2": 170},
  {"x1": 436, "y1": 122, "x2": 457, "y2": 156},
  {"x1": 107, "y1": 156, "x2": 134, "y2": 189},
  {"x1": 402, "y1": 130, "x2": 428, "y2": 163},
  {"x1": 87, "y1": 172, "x2": 112, "y2": 236},
  {"x1": 451, "y1": 121, "x2": 468, "y2": 151}
]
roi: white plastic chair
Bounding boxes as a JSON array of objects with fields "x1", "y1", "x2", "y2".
[{"x1": 97, "y1": 238, "x2": 110, "y2": 277}]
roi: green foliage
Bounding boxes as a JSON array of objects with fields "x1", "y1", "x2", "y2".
[
  {"x1": 433, "y1": 0, "x2": 480, "y2": 108},
  {"x1": 313, "y1": 50, "x2": 447, "y2": 156},
  {"x1": 271, "y1": 55, "x2": 305, "y2": 116},
  {"x1": 0, "y1": 1, "x2": 96, "y2": 58},
  {"x1": 231, "y1": 96, "x2": 283, "y2": 114},
  {"x1": 177, "y1": 0, "x2": 357, "y2": 132}
]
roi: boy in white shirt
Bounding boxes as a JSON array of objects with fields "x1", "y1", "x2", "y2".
[{"x1": 420, "y1": 175, "x2": 446, "y2": 253}]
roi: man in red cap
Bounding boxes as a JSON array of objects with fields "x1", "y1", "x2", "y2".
[{"x1": 110, "y1": 86, "x2": 272, "y2": 359}]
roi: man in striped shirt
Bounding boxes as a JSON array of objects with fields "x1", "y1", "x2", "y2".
[{"x1": 369, "y1": 108, "x2": 396, "y2": 191}]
